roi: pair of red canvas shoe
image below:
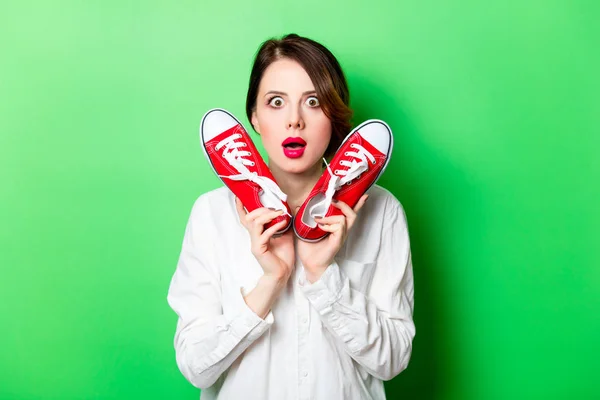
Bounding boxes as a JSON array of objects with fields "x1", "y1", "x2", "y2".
[{"x1": 200, "y1": 109, "x2": 393, "y2": 242}]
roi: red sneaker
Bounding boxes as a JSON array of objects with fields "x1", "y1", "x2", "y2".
[
  {"x1": 200, "y1": 108, "x2": 292, "y2": 234},
  {"x1": 293, "y1": 120, "x2": 393, "y2": 242}
]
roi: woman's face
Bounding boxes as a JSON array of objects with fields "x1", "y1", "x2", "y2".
[{"x1": 251, "y1": 58, "x2": 332, "y2": 174}]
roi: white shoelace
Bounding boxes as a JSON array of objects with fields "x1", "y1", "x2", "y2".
[
  {"x1": 216, "y1": 133, "x2": 290, "y2": 216},
  {"x1": 308, "y1": 143, "x2": 376, "y2": 219}
]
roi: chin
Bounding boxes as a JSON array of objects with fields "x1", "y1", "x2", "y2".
[
  {"x1": 287, "y1": 165, "x2": 313, "y2": 174},
  {"x1": 268, "y1": 157, "x2": 311, "y2": 174},
  {"x1": 287, "y1": 159, "x2": 324, "y2": 175}
]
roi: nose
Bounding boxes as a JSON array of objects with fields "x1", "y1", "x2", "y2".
[{"x1": 287, "y1": 106, "x2": 305, "y2": 130}]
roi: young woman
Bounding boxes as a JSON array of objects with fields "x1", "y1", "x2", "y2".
[{"x1": 167, "y1": 33, "x2": 415, "y2": 400}]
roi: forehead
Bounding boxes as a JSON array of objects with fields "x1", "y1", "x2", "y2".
[{"x1": 258, "y1": 58, "x2": 315, "y2": 93}]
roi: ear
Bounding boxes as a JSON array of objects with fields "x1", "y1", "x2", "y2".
[{"x1": 251, "y1": 111, "x2": 261, "y2": 134}]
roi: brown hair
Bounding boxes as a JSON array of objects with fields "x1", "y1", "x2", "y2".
[{"x1": 245, "y1": 33, "x2": 352, "y2": 159}]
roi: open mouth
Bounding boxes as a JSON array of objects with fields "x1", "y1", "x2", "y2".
[
  {"x1": 283, "y1": 143, "x2": 305, "y2": 149},
  {"x1": 282, "y1": 137, "x2": 307, "y2": 158},
  {"x1": 282, "y1": 137, "x2": 307, "y2": 149}
]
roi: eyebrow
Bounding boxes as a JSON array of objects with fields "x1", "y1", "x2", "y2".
[{"x1": 264, "y1": 90, "x2": 317, "y2": 97}]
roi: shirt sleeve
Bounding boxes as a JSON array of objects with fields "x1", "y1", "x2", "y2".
[
  {"x1": 298, "y1": 195, "x2": 415, "y2": 381},
  {"x1": 167, "y1": 196, "x2": 274, "y2": 389}
]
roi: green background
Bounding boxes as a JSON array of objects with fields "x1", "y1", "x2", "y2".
[{"x1": 1, "y1": 0, "x2": 598, "y2": 399}]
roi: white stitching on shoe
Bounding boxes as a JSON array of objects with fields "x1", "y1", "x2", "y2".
[{"x1": 307, "y1": 144, "x2": 375, "y2": 220}]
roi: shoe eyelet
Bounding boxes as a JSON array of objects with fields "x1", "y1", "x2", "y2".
[
  {"x1": 344, "y1": 152, "x2": 349, "y2": 156},
  {"x1": 250, "y1": 162, "x2": 255, "y2": 166}
]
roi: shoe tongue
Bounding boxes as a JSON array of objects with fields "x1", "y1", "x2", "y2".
[
  {"x1": 259, "y1": 189, "x2": 285, "y2": 211},
  {"x1": 309, "y1": 202, "x2": 328, "y2": 219},
  {"x1": 302, "y1": 192, "x2": 327, "y2": 228},
  {"x1": 305, "y1": 162, "x2": 341, "y2": 221}
]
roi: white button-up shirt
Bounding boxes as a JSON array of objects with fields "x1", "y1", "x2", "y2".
[{"x1": 167, "y1": 184, "x2": 415, "y2": 400}]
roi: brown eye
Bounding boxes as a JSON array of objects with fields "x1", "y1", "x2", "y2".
[
  {"x1": 306, "y1": 96, "x2": 319, "y2": 107},
  {"x1": 269, "y1": 97, "x2": 284, "y2": 107}
]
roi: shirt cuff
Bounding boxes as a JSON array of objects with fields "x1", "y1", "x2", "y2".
[
  {"x1": 228, "y1": 284, "x2": 274, "y2": 342},
  {"x1": 298, "y1": 260, "x2": 344, "y2": 312}
]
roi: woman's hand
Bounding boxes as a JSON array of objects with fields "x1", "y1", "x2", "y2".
[
  {"x1": 235, "y1": 197, "x2": 295, "y2": 282},
  {"x1": 297, "y1": 194, "x2": 369, "y2": 283}
]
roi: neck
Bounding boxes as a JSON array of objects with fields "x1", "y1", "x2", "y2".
[{"x1": 268, "y1": 159, "x2": 324, "y2": 215}]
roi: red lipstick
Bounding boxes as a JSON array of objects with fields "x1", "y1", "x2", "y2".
[{"x1": 282, "y1": 137, "x2": 307, "y2": 159}]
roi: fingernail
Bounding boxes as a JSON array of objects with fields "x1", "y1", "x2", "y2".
[
  {"x1": 268, "y1": 207, "x2": 276, "y2": 211},
  {"x1": 332, "y1": 199, "x2": 339, "y2": 203}
]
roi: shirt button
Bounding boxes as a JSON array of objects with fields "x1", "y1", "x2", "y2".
[
  {"x1": 302, "y1": 317, "x2": 308, "y2": 324},
  {"x1": 303, "y1": 371, "x2": 308, "y2": 377}
]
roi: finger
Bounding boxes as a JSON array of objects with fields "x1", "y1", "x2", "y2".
[
  {"x1": 249, "y1": 220, "x2": 273, "y2": 256},
  {"x1": 260, "y1": 219, "x2": 289, "y2": 241},
  {"x1": 331, "y1": 199, "x2": 355, "y2": 216},
  {"x1": 245, "y1": 207, "x2": 278, "y2": 224},
  {"x1": 317, "y1": 221, "x2": 344, "y2": 233},
  {"x1": 314, "y1": 215, "x2": 345, "y2": 225},
  {"x1": 253, "y1": 210, "x2": 284, "y2": 227},
  {"x1": 331, "y1": 195, "x2": 368, "y2": 230},
  {"x1": 235, "y1": 197, "x2": 248, "y2": 226},
  {"x1": 331, "y1": 200, "x2": 356, "y2": 228},
  {"x1": 352, "y1": 194, "x2": 369, "y2": 214},
  {"x1": 249, "y1": 211, "x2": 285, "y2": 243},
  {"x1": 345, "y1": 195, "x2": 368, "y2": 230}
]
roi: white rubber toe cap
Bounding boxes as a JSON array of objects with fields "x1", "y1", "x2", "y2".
[
  {"x1": 357, "y1": 120, "x2": 392, "y2": 154},
  {"x1": 201, "y1": 108, "x2": 238, "y2": 143}
]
